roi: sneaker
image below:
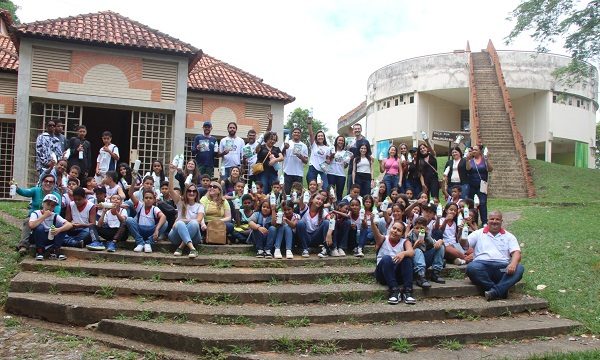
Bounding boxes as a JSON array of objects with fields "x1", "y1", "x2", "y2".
[
  {"x1": 273, "y1": 249, "x2": 283, "y2": 259},
  {"x1": 355, "y1": 247, "x2": 364, "y2": 257},
  {"x1": 188, "y1": 249, "x2": 198, "y2": 258},
  {"x1": 18, "y1": 247, "x2": 28, "y2": 256},
  {"x1": 403, "y1": 291, "x2": 417, "y2": 305},
  {"x1": 484, "y1": 290, "x2": 498, "y2": 301},
  {"x1": 416, "y1": 274, "x2": 431, "y2": 288},
  {"x1": 143, "y1": 244, "x2": 152, "y2": 253},
  {"x1": 256, "y1": 250, "x2": 264, "y2": 258},
  {"x1": 133, "y1": 244, "x2": 144, "y2": 252},
  {"x1": 35, "y1": 253, "x2": 44, "y2": 261},
  {"x1": 302, "y1": 249, "x2": 309, "y2": 258},
  {"x1": 337, "y1": 248, "x2": 346, "y2": 257},
  {"x1": 106, "y1": 242, "x2": 117, "y2": 252},
  {"x1": 86, "y1": 241, "x2": 106, "y2": 251},
  {"x1": 430, "y1": 271, "x2": 446, "y2": 284},
  {"x1": 453, "y1": 258, "x2": 466, "y2": 266},
  {"x1": 388, "y1": 288, "x2": 400, "y2": 305},
  {"x1": 330, "y1": 248, "x2": 339, "y2": 257},
  {"x1": 57, "y1": 254, "x2": 67, "y2": 261},
  {"x1": 264, "y1": 250, "x2": 273, "y2": 259},
  {"x1": 173, "y1": 248, "x2": 183, "y2": 256},
  {"x1": 285, "y1": 250, "x2": 294, "y2": 259},
  {"x1": 318, "y1": 248, "x2": 329, "y2": 258}
]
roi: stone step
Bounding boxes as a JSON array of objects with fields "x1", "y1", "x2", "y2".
[
  {"x1": 21, "y1": 257, "x2": 379, "y2": 283},
  {"x1": 58, "y1": 247, "x2": 378, "y2": 268},
  {"x1": 95, "y1": 316, "x2": 579, "y2": 353},
  {"x1": 10, "y1": 272, "x2": 487, "y2": 304},
  {"x1": 121, "y1": 240, "x2": 254, "y2": 254},
  {"x1": 6, "y1": 292, "x2": 547, "y2": 326}
]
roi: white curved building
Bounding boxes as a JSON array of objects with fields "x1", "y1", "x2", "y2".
[{"x1": 339, "y1": 43, "x2": 598, "y2": 171}]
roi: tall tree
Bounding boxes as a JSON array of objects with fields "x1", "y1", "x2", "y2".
[
  {"x1": 284, "y1": 108, "x2": 328, "y2": 146},
  {"x1": 505, "y1": 0, "x2": 599, "y2": 84},
  {"x1": 0, "y1": 0, "x2": 19, "y2": 24}
]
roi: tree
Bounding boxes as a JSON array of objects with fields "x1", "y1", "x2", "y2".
[
  {"x1": 284, "y1": 108, "x2": 328, "y2": 146},
  {"x1": 505, "y1": 0, "x2": 599, "y2": 84},
  {"x1": 0, "y1": 0, "x2": 20, "y2": 24}
]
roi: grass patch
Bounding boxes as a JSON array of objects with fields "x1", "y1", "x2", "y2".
[
  {"x1": 478, "y1": 337, "x2": 503, "y2": 347},
  {"x1": 302, "y1": 261, "x2": 326, "y2": 268},
  {"x1": 173, "y1": 313, "x2": 188, "y2": 324},
  {"x1": 390, "y1": 338, "x2": 414, "y2": 353},
  {"x1": 310, "y1": 340, "x2": 339, "y2": 355},
  {"x1": 150, "y1": 273, "x2": 162, "y2": 282},
  {"x1": 0, "y1": 200, "x2": 29, "y2": 219},
  {"x1": 0, "y1": 218, "x2": 21, "y2": 306},
  {"x1": 283, "y1": 317, "x2": 311, "y2": 328},
  {"x1": 198, "y1": 346, "x2": 227, "y2": 360},
  {"x1": 250, "y1": 260, "x2": 287, "y2": 268},
  {"x1": 315, "y1": 274, "x2": 351, "y2": 285},
  {"x1": 340, "y1": 291, "x2": 363, "y2": 304},
  {"x1": 447, "y1": 310, "x2": 481, "y2": 321},
  {"x1": 141, "y1": 259, "x2": 162, "y2": 267},
  {"x1": 272, "y1": 337, "x2": 311, "y2": 354},
  {"x1": 183, "y1": 278, "x2": 197, "y2": 285},
  {"x1": 445, "y1": 268, "x2": 466, "y2": 280},
  {"x1": 209, "y1": 259, "x2": 233, "y2": 268},
  {"x1": 54, "y1": 267, "x2": 90, "y2": 278},
  {"x1": 267, "y1": 276, "x2": 282, "y2": 286},
  {"x1": 3, "y1": 316, "x2": 21, "y2": 327},
  {"x1": 133, "y1": 310, "x2": 153, "y2": 321},
  {"x1": 228, "y1": 344, "x2": 252, "y2": 355},
  {"x1": 438, "y1": 339, "x2": 463, "y2": 351},
  {"x1": 94, "y1": 285, "x2": 115, "y2": 299},
  {"x1": 201, "y1": 293, "x2": 239, "y2": 306},
  {"x1": 522, "y1": 350, "x2": 600, "y2": 360},
  {"x1": 267, "y1": 296, "x2": 286, "y2": 307},
  {"x1": 213, "y1": 316, "x2": 253, "y2": 326}
]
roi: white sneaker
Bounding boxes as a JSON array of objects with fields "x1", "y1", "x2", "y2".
[
  {"x1": 273, "y1": 249, "x2": 283, "y2": 259},
  {"x1": 302, "y1": 250, "x2": 309, "y2": 258},
  {"x1": 318, "y1": 248, "x2": 329, "y2": 258},
  {"x1": 133, "y1": 244, "x2": 144, "y2": 252},
  {"x1": 355, "y1": 247, "x2": 364, "y2": 257},
  {"x1": 330, "y1": 248, "x2": 339, "y2": 257},
  {"x1": 337, "y1": 248, "x2": 346, "y2": 257},
  {"x1": 286, "y1": 250, "x2": 294, "y2": 259},
  {"x1": 453, "y1": 258, "x2": 466, "y2": 265},
  {"x1": 144, "y1": 244, "x2": 152, "y2": 253}
]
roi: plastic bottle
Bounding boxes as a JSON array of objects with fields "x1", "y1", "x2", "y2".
[
  {"x1": 256, "y1": 133, "x2": 264, "y2": 145},
  {"x1": 463, "y1": 148, "x2": 469, "y2": 158},
  {"x1": 359, "y1": 208, "x2": 365, "y2": 222},
  {"x1": 251, "y1": 183, "x2": 257, "y2": 194},
  {"x1": 366, "y1": 213, "x2": 372, "y2": 226},
  {"x1": 9, "y1": 180, "x2": 16, "y2": 197},
  {"x1": 316, "y1": 174, "x2": 322, "y2": 185},
  {"x1": 381, "y1": 198, "x2": 389, "y2": 212},
  {"x1": 276, "y1": 210, "x2": 283, "y2": 224},
  {"x1": 329, "y1": 186, "x2": 336, "y2": 201},
  {"x1": 185, "y1": 174, "x2": 193, "y2": 185},
  {"x1": 220, "y1": 165, "x2": 226, "y2": 177},
  {"x1": 457, "y1": 212, "x2": 464, "y2": 227},
  {"x1": 436, "y1": 203, "x2": 443, "y2": 217},
  {"x1": 400, "y1": 154, "x2": 406, "y2": 162},
  {"x1": 243, "y1": 184, "x2": 249, "y2": 195},
  {"x1": 421, "y1": 131, "x2": 428, "y2": 140},
  {"x1": 269, "y1": 192, "x2": 276, "y2": 206},
  {"x1": 473, "y1": 194, "x2": 480, "y2": 207},
  {"x1": 279, "y1": 174, "x2": 285, "y2": 185},
  {"x1": 178, "y1": 154, "x2": 185, "y2": 169},
  {"x1": 291, "y1": 190, "x2": 297, "y2": 202},
  {"x1": 329, "y1": 216, "x2": 336, "y2": 231},
  {"x1": 378, "y1": 151, "x2": 384, "y2": 161},
  {"x1": 302, "y1": 190, "x2": 310, "y2": 203},
  {"x1": 48, "y1": 225, "x2": 55, "y2": 240},
  {"x1": 483, "y1": 147, "x2": 489, "y2": 158},
  {"x1": 78, "y1": 150, "x2": 83, "y2": 160},
  {"x1": 233, "y1": 198, "x2": 241, "y2": 210},
  {"x1": 407, "y1": 153, "x2": 413, "y2": 162},
  {"x1": 463, "y1": 204, "x2": 469, "y2": 219},
  {"x1": 418, "y1": 229, "x2": 425, "y2": 242},
  {"x1": 461, "y1": 225, "x2": 469, "y2": 240},
  {"x1": 133, "y1": 160, "x2": 141, "y2": 172}
]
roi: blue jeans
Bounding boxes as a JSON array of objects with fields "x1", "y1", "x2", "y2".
[
  {"x1": 405, "y1": 178, "x2": 422, "y2": 196},
  {"x1": 296, "y1": 218, "x2": 329, "y2": 251},
  {"x1": 168, "y1": 220, "x2": 201, "y2": 246},
  {"x1": 358, "y1": 226, "x2": 374, "y2": 248},
  {"x1": 383, "y1": 174, "x2": 399, "y2": 197},
  {"x1": 251, "y1": 227, "x2": 275, "y2": 252},
  {"x1": 64, "y1": 228, "x2": 90, "y2": 247},
  {"x1": 448, "y1": 183, "x2": 470, "y2": 200},
  {"x1": 327, "y1": 174, "x2": 346, "y2": 201},
  {"x1": 469, "y1": 182, "x2": 488, "y2": 224},
  {"x1": 271, "y1": 224, "x2": 293, "y2": 251},
  {"x1": 375, "y1": 255, "x2": 414, "y2": 291},
  {"x1": 32, "y1": 225, "x2": 65, "y2": 251},
  {"x1": 331, "y1": 219, "x2": 357, "y2": 251},
  {"x1": 306, "y1": 165, "x2": 329, "y2": 191},
  {"x1": 126, "y1": 217, "x2": 167, "y2": 245},
  {"x1": 413, "y1": 246, "x2": 445, "y2": 275},
  {"x1": 258, "y1": 171, "x2": 277, "y2": 194},
  {"x1": 466, "y1": 260, "x2": 524, "y2": 299}
]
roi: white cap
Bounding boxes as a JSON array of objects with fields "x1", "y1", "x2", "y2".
[{"x1": 43, "y1": 194, "x2": 59, "y2": 204}]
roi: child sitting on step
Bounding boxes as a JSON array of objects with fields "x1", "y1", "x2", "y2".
[
  {"x1": 248, "y1": 199, "x2": 276, "y2": 258},
  {"x1": 91, "y1": 194, "x2": 128, "y2": 252},
  {"x1": 126, "y1": 188, "x2": 167, "y2": 253},
  {"x1": 232, "y1": 194, "x2": 254, "y2": 244},
  {"x1": 63, "y1": 187, "x2": 98, "y2": 248},
  {"x1": 29, "y1": 194, "x2": 73, "y2": 261}
]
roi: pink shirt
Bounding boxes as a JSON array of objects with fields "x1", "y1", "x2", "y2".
[{"x1": 383, "y1": 158, "x2": 400, "y2": 176}]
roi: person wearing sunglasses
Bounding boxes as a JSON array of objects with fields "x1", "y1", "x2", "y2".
[
  {"x1": 14, "y1": 174, "x2": 63, "y2": 255},
  {"x1": 199, "y1": 181, "x2": 234, "y2": 240},
  {"x1": 167, "y1": 165, "x2": 204, "y2": 257}
]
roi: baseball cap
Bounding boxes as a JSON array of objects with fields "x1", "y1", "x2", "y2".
[
  {"x1": 203, "y1": 121, "x2": 212, "y2": 127},
  {"x1": 43, "y1": 194, "x2": 59, "y2": 204}
]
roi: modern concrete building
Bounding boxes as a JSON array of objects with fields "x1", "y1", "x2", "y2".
[
  {"x1": 338, "y1": 43, "x2": 598, "y2": 170},
  {"x1": 0, "y1": 10, "x2": 294, "y2": 197}
]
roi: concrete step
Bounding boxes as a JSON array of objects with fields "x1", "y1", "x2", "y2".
[
  {"x1": 6, "y1": 292, "x2": 548, "y2": 326},
  {"x1": 10, "y1": 272, "x2": 488, "y2": 304},
  {"x1": 95, "y1": 315, "x2": 579, "y2": 353},
  {"x1": 121, "y1": 240, "x2": 254, "y2": 254},
  {"x1": 58, "y1": 247, "x2": 378, "y2": 268}
]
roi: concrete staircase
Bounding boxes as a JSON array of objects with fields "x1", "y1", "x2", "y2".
[
  {"x1": 6, "y1": 241, "x2": 578, "y2": 358},
  {"x1": 471, "y1": 51, "x2": 528, "y2": 198}
]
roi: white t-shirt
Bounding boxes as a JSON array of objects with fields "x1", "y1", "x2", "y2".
[
  {"x1": 176, "y1": 201, "x2": 204, "y2": 222},
  {"x1": 69, "y1": 201, "x2": 95, "y2": 224},
  {"x1": 442, "y1": 221, "x2": 458, "y2": 246},
  {"x1": 356, "y1": 157, "x2": 371, "y2": 174},
  {"x1": 29, "y1": 211, "x2": 66, "y2": 231},
  {"x1": 468, "y1": 227, "x2": 520, "y2": 263},
  {"x1": 135, "y1": 202, "x2": 162, "y2": 226},
  {"x1": 245, "y1": 141, "x2": 259, "y2": 175},
  {"x1": 96, "y1": 144, "x2": 119, "y2": 173},
  {"x1": 101, "y1": 208, "x2": 128, "y2": 228},
  {"x1": 328, "y1": 150, "x2": 350, "y2": 177},
  {"x1": 284, "y1": 141, "x2": 309, "y2": 177},
  {"x1": 300, "y1": 207, "x2": 329, "y2": 233},
  {"x1": 309, "y1": 142, "x2": 329, "y2": 169},
  {"x1": 219, "y1": 136, "x2": 245, "y2": 168},
  {"x1": 451, "y1": 159, "x2": 460, "y2": 183},
  {"x1": 105, "y1": 184, "x2": 120, "y2": 198},
  {"x1": 376, "y1": 237, "x2": 407, "y2": 265}
]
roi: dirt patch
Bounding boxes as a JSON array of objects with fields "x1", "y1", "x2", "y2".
[{"x1": 501, "y1": 210, "x2": 521, "y2": 230}]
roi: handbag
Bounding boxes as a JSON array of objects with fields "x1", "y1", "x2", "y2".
[{"x1": 252, "y1": 148, "x2": 271, "y2": 175}]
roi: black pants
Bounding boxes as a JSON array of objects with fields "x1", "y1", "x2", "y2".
[
  {"x1": 354, "y1": 172, "x2": 372, "y2": 197},
  {"x1": 97, "y1": 225, "x2": 128, "y2": 242},
  {"x1": 284, "y1": 174, "x2": 303, "y2": 194}
]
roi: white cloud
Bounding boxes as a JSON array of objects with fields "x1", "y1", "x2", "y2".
[{"x1": 13, "y1": 0, "x2": 593, "y2": 133}]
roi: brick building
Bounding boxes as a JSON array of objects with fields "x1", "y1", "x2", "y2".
[{"x1": 0, "y1": 10, "x2": 294, "y2": 197}]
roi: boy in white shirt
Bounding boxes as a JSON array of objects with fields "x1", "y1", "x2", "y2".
[
  {"x1": 89, "y1": 194, "x2": 128, "y2": 252},
  {"x1": 29, "y1": 194, "x2": 73, "y2": 261},
  {"x1": 95, "y1": 131, "x2": 119, "y2": 183}
]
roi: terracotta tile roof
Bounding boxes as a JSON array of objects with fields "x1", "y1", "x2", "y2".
[
  {"x1": 338, "y1": 100, "x2": 366, "y2": 122},
  {"x1": 188, "y1": 54, "x2": 295, "y2": 104},
  {"x1": 13, "y1": 10, "x2": 198, "y2": 56},
  {"x1": 0, "y1": 35, "x2": 18, "y2": 72}
]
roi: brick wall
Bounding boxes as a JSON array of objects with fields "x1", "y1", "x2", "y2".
[{"x1": 0, "y1": 95, "x2": 14, "y2": 114}]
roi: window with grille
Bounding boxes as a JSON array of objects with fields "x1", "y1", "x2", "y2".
[
  {"x1": 28, "y1": 102, "x2": 82, "y2": 186},
  {"x1": 130, "y1": 111, "x2": 173, "y2": 176},
  {"x1": 0, "y1": 121, "x2": 15, "y2": 198}
]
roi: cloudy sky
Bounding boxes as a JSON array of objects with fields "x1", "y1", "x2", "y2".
[{"x1": 12, "y1": 0, "x2": 573, "y2": 133}]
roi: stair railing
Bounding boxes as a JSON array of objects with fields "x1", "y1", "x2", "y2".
[{"x1": 486, "y1": 40, "x2": 536, "y2": 198}]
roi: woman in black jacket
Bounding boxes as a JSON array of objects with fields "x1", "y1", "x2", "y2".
[{"x1": 443, "y1": 146, "x2": 469, "y2": 199}]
